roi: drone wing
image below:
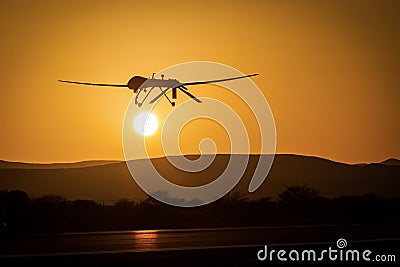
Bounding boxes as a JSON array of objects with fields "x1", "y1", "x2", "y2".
[
  {"x1": 58, "y1": 80, "x2": 127, "y2": 87},
  {"x1": 179, "y1": 73, "x2": 259, "y2": 86},
  {"x1": 149, "y1": 73, "x2": 259, "y2": 104}
]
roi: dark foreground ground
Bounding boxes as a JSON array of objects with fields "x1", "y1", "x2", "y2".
[
  {"x1": 1, "y1": 224, "x2": 399, "y2": 266},
  {"x1": 1, "y1": 187, "x2": 399, "y2": 266},
  {"x1": 1, "y1": 240, "x2": 399, "y2": 266}
]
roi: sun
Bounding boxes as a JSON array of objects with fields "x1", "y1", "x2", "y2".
[{"x1": 134, "y1": 112, "x2": 158, "y2": 136}]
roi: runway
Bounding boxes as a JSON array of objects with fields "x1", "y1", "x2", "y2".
[{"x1": 1, "y1": 223, "x2": 399, "y2": 258}]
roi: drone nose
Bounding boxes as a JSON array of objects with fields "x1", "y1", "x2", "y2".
[{"x1": 127, "y1": 76, "x2": 148, "y2": 92}]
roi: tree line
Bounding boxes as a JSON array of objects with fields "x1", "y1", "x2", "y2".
[{"x1": 1, "y1": 186, "x2": 399, "y2": 233}]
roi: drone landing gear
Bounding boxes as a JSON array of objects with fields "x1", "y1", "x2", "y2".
[
  {"x1": 157, "y1": 87, "x2": 175, "y2": 107},
  {"x1": 136, "y1": 87, "x2": 156, "y2": 107}
]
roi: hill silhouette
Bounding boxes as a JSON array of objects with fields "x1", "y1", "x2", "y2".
[
  {"x1": 0, "y1": 160, "x2": 120, "y2": 169},
  {"x1": 0, "y1": 154, "x2": 399, "y2": 201},
  {"x1": 381, "y1": 158, "x2": 400, "y2": 166}
]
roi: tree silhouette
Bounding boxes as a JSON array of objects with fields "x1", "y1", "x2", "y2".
[
  {"x1": 0, "y1": 189, "x2": 399, "y2": 233},
  {"x1": 115, "y1": 198, "x2": 136, "y2": 209},
  {"x1": 0, "y1": 190, "x2": 30, "y2": 231},
  {"x1": 278, "y1": 186, "x2": 320, "y2": 203},
  {"x1": 34, "y1": 195, "x2": 67, "y2": 209}
]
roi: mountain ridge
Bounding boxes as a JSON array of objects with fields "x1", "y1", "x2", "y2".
[
  {"x1": 381, "y1": 158, "x2": 400, "y2": 166},
  {"x1": 0, "y1": 160, "x2": 121, "y2": 170},
  {"x1": 0, "y1": 154, "x2": 399, "y2": 201},
  {"x1": 2, "y1": 153, "x2": 396, "y2": 169}
]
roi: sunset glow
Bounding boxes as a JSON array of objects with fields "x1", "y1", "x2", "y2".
[{"x1": 0, "y1": 0, "x2": 398, "y2": 163}]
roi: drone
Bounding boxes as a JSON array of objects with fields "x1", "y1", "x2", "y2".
[{"x1": 59, "y1": 73, "x2": 258, "y2": 107}]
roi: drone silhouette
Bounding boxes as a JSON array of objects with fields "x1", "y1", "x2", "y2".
[{"x1": 59, "y1": 73, "x2": 258, "y2": 107}]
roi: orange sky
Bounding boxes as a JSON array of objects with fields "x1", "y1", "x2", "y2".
[{"x1": 0, "y1": 0, "x2": 399, "y2": 163}]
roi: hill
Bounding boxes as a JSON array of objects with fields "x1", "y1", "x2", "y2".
[
  {"x1": 381, "y1": 158, "x2": 400, "y2": 166},
  {"x1": 0, "y1": 154, "x2": 399, "y2": 201},
  {"x1": 0, "y1": 160, "x2": 120, "y2": 169}
]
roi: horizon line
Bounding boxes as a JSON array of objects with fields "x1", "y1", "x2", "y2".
[{"x1": 1, "y1": 153, "x2": 398, "y2": 166}]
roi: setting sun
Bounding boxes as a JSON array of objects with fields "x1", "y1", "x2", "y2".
[{"x1": 134, "y1": 112, "x2": 158, "y2": 136}]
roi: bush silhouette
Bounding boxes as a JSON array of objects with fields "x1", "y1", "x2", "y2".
[{"x1": 278, "y1": 186, "x2": 320, "y2": 203}]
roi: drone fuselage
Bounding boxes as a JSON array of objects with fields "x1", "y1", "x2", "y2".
[
  {"x1": 137, "y1": 78, "x2": 181, "y2": 91},
  {"x1": 127, "y1": 76, "x2": 181, "y2": 93},
  {"x1": 133, "y1": 77, "x2": 184, "y2": 107}
]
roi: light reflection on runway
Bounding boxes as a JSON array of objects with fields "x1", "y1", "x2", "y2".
[{"x1": 132, "y1": 230, "x2": 159, "y2": 250}]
